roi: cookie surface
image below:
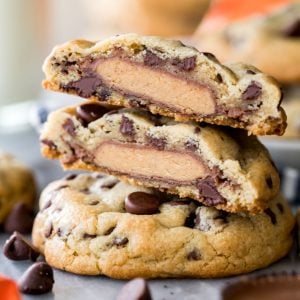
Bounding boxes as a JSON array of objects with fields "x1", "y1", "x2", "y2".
[
  {"x1": 42, "y1": 33, "x2": 285, "y2": 135},
  {"x1": 194, "y1": 3, "x2": 300, "y2": 84},
  {"x1": 40, "y1": 103, "x2": 280, "y2": 213},
  {"x1": 0, "y1": 153, "x2": 36, "y2": 223},
  {"x1": 32, "y1": 173, "x2": 294, "y2": 279}
]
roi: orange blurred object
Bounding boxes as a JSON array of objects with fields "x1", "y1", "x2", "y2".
[
  {"x1": 200, "y1": 0, "x2": 292, "y2": 30},
  {"x1": 0, "y1": 276, "x2": 21, "y2": 300}
]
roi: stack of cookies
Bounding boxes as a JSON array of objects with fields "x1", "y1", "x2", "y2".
[{"x1": 32, "y1": 34, "x2": 294, "y2": 278}]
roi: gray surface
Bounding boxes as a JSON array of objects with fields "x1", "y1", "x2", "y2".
[{"x1": 0, "y1": 127, "x2": 299, "y2": 300}]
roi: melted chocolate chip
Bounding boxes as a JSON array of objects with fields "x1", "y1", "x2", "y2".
[
  {"x1": 113, "y1": 237, "x2": 129, "y2": 247},
  {"x1": 187, "y1": 249, "x2": 201, "y2": 261},
  {"x1": 83, "y1": 233, "x2": 97, "y2": 239},
  {"x1": 265, "y1": 208, "x2": 277, "y2": 225},
  {"x1": 4, "y1": 203, "x2": 34, "y2": 234},
  {"x1": 63, "y1": 118, "x2": 76, "y2": 136},
  {"x1": 147, "y1": 136, "x2": 166, "y2": 150},
  {"x1": 242, "y1": 81, "x2": 262, "y2": 101},
  {"x1": 172, "y1": 56, "x2": 197, "y2": 71},
  {"x1": 64, "y1": 174, "x2": 77, "y2": 180},
  {"x1": 117, "y1": 278, "x2": 152, "y2": 300},
  {"x1": 76, "y1": 103, "x2": 109, "y2": 124},
  {"x1": 144, "y1": 50, "x2": 164, "y2": 66},
  {"x1": 185, "y1": 140, "x2": 198, "y2": 151},
  {"x1": 3, "y1": 232, "x2": 39, "y2": 261},
  {"x1": 64, "y1": 76, "x2": 102, "y2": 98},
  {"x1": 184, "y1": 212, "x2": 196, "y2": 228},
  {"x1": 283, "y1": 19, "x2": 300, "y2": 37},
  {"x1": 120, "y1": 115, "x2": 135, "y2": 137},
  {"x1": 266, "y1": 176, "x2": 273, "y2": 189},
  {"x1": 18, "y1": 262, "x2": 54, "y2": 295},
  {"x1": 197, "y1": 179, "x2": 226, "y2": 206},
  {"x1": 40, "y1": 139, "x2": 57, "y2": 150},
  {"x1": 125, "y1": 192, "x2": 161, "y2": 215},
  {"x1": 277, "y1": 203, "x2": 284, "y2": 214}
]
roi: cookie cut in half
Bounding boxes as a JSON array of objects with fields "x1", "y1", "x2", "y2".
[
  {"x1": 42, "y1": 33, "x2": 286, "y2": 135},
  {"x1": 40, "y1": 102, "x2": 279, "y2": 213},
  {"x1": 32, "y1": 173, "x2": 294, "y2": 278}
]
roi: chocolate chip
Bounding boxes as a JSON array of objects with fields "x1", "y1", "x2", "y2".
[
  {"x1": 101, "y1": 179, "x2": 118, "y2": 189},
  {"x1": 147, "y1": 136, "x2": 166, "y2": 150},
  {"x1": 242, "y1": 81, "x2": 262, "y2": 101},
  {"x1": 63, "y1": 118, "x2": 76, "y2": 136},
  {"x1": 283, "y1": 19, "x2": 300, "y2": 37},
  {"x1": 227, "y1": 107, "x2": 244, "y2": 118},
  {"x1": 185, "y1": 140, "x2": 198, "y2": 151},
  {"x1": 117, "y1": 278, "x2": 152, "y2": 300},
  {"x1": 265, "y1": 208, "x2": 277, "y2": 225},
  {"x1": 144, "y1": 50, "x2": 164, "y2": 66},
  {"x1": 64, "y1": 174, "x2": 77, "y2": 180},
  {"x1": 42, "y1": 200, "x2": 52, "y2": 211},
  {"x1": 277, "y1": 203, "x2": 284, "y2": 214},
  {"x1": 3, "y1": 232, "x2": 39, "y2": 261},
  {"x1": 197, "y1": 179, "x2": 226, "y2": 206},
  {"x1": 172, "y1": 56, "x2": 197, "y2": 71},
  {"x1": 64, "y1": 76, "x2": 102, "y2": 98},
  {"x1": 169, "y1": 200, "x2": 191, "y2": 206},
  {"x1": 125, "y1": 192, "x2": 161, "y2": 215},
  {"x1": 83, "y1": 233, "x2": 97, "y2": 239},
  {"x1": 120, "y1": 115, "x2": 135, "y2": 137},
  {"x1": 18, "y1": 262, "x2": 54, "y2": 295},
  {"x1": 246, "y1": 69, "x2": 256, "y2": 75},
  {"x1": 89, "y1": 200, "x2": 99, "y2": 205},
  {"x1": 187, "y1": 249, "x2": 201, "y2": 261},
  {"x1": 4, "y1": 203, "x2": 34, "y2": 234},
  {"x1": 98, "y1": 88, "x2": 111, "y2": 100},
  {"x1": 194, "y1": 127, "x2": 201, "y2": 134},
  {"x1": 113, "y1": 237, "x2": 129, "y2": 247},
  {"x1": 184, "y1": 212, "x2": 196, "y2": 228},
  {"x1": 40, "y1": 139, "x2": 57, "y2": 150},
  {"x1": 76, "y1": 103, "x2": 109, "y2": 124},
  {"x1": 202, "y1": 52, "x2": 218, "y2": 62},
  {"x1": 44, "y1": 223, "x2": 53, "y2": 238},
  {"x1": 266, "y1": 176, "x2": 273, "y2": 189},
  {"x1": 216, "y1": 73, "x2": 223, "y2": 83},
  {"x1": 104, "y1": 226, "x2": 115, "y2": 235}
]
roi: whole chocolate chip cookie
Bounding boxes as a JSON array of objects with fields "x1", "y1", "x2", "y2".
[
  {"x1": 42, "y1": 33, "x2": 285, "y2": 135},
  {"x1": 40, "y1": 103, "x2": 279, "y2": 213},
  {"x1": 0, "y1": 153, "x2": 36, "y2": 224},
  {"x1": 194, "y1": 3, "x2": 300, "y2": 84},
  {"x1": 32, "y1": 173, "x2": 294, "y2": 279}
]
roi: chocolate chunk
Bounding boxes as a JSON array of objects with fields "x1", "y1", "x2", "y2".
[
  {"x1": 197, "y1": 179, "x2": 226, "y2": 206},
  {"x1": 185, "y1": 140, "x2": 198, "y2": 151},
  {"x1": 83, "y1": 233, "x2": 97, "y2": 239},
  {"x1": 184, "y1": 212, "x2": 196, "y2": 228},
  {"x1": 266, "y1": 176, "x2": 273, "y2": 189},
  {"x1": 18, "y1": 262, "x2": 54, "y2": 295},
  {"x1": 125, "y1": 192, "x2": 161, "y2": 215},
  {"x1": 63, "y1": 118, "x2": 76, "y2": 136},
  {"x1": 113, "y1": 237, "x2": 129, "y2": 247},
  {"x1": 172, "y1": 56, "x2": 197, "y2": 71},
  {"x1": 264, "y1": 208, "x2": 277, "y2": 225},
  {"x1": 117, "y1": 278, "x2": 152, "y2": 300},
  {"x1": 283, "y1": 19, "x2": 300, "y2": 37},
  {"x1": 144, "y1": 50, "x2": 164, "y2": 66},
  {"x1": 187, "y1": 249, "x2": 201, "y2": 261},
  {"x1": 4, "y1": 203, "x2": 34, "y2": 234},
  {"x1": 64, "y1": 76, "x2": 102, "y2": 98},
  {"x1": 76, "y1": 103, "x2": 109, "y2": 124},
  {"x1": 44, "y1": 223, "x2": 53, "y2": 238},
  {"x1": 64, "y1": 173, "x2": 77, "y2": 180},
  {"x1": 277, "y1": 203, "x2": 284, "y2": 214},
  {"x1": 40, "y1": 139, "x2": 57, "y2": 150},
  {"x1": 120, "y1": 115, "x2": 135, "y2": 137},
  {"x1": 3, "y1": 232, "x2": 39, "y2": 261},
  {"x1": 242, "y1": 81, "x2": 262, "y2": 101},
  {"x1": 147, "y1": 136, "x2": 166, "y2": 150}
]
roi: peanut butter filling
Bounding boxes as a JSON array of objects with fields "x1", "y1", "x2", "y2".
[
  {"x1": 96, "y1": 57, "x2": 216, "y2": 114},
  {"x1": 94, "y1": 141, "x2": 207, "y2": 182}
]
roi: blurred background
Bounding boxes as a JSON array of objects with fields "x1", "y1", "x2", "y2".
[{"x1": 0, "y1": 0, "x2": 299, "y2": 200}]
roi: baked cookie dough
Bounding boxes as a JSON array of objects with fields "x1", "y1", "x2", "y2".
[
  {"x1": 40, "y1": 103, "x2": 280, "y2": 213},
  {"x1": 194, "y1": 3, "x2": 300, "y2": 84},
  {"x1": 32, "y1": 173, "x2": 294, "y2": 279},
  {"x1": 0, "y1": 153, "x2": 36, "y2": 223},
  {"x1": 42, "y1": 34, "x2": 286, "y2": 135}
]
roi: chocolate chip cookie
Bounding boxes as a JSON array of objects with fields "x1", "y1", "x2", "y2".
[
  {"x1": 32, "y1": 173, "x2": 294, "y2": 279},
  {"x1": 42, "y1": 33, "x2": 286, "y2": 135},
  {"x1": 40, "y1": 103, "x2": 279, "y2": 213},
  {"x1": 194, "y1": 3, "x2": 300, "y2": 84},
  {"x1": 0, "y1": 153, "x2": 36, "y2": 223}
]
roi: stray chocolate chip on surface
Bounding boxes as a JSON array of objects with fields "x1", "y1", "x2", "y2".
[
  {"x1": 3, "y1": 232, "x2": 39, "y2": 261},
  {"x1": 125, "y1": 192, "x2": 161, "y2": 215},
  {"x1": 18, "y1": 262, "x2": 54, "y2": 295},
  {"x1": 117, "y1": 278, "x2": 152, "y2": 300}
]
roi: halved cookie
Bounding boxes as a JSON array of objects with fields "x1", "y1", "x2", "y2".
[
  {"x1": 42, "y1": 33, "x2": 286, "y2": 135},
  {"x1": 32, "y1": 173, "x2": 294, "y2": 278},
  {"x1": 40, "y1": 102, "x2": 279, "y2": 213}
]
